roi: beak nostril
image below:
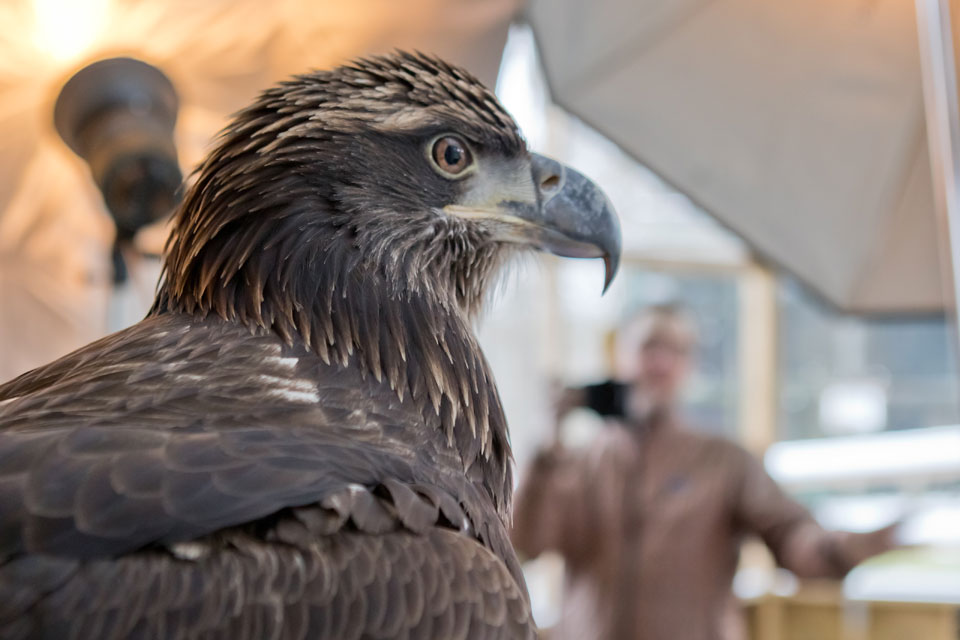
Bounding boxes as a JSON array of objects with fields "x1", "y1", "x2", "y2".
[{"x1": 541, "y1": 174, "x2": 561, "y2": 192}]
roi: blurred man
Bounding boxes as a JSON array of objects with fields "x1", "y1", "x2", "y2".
[{"x1": 512, "y1": 303, "x2": 897, "y2": 640}]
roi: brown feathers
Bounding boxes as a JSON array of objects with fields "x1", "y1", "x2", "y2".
[
  {"x1": 0, "y1": 52, "x2": 538, "y2": 638},
  {"x1": 152, "y1": 52, "x2": 522, "y2": 519}
]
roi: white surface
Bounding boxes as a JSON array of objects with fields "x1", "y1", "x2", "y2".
[
  {"x1": 765, "y1": 425, "x2": 960, "y2": 490},
  {"x1": 818, "y1": 379, "x2": 888, "y2": 435}
]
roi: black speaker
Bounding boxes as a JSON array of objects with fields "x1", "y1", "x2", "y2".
[{"x1": 54, "y1": 57, "x2": 181, "y2": 244}]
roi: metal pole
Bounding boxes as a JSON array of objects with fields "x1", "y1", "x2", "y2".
[{"x1": 916, "y1": 0, "x2": 960, "y2": 349}]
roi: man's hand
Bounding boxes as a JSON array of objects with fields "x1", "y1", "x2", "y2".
[
  {"x1": 551, "y1": 382, "x2": 586, "y2": 425},
  {"x1": 840, "y1": 520, "x2": 902, "y2": 567}
]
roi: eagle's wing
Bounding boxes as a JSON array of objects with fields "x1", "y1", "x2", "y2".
[
  {"x1": 0, "y1": 313, "x2": 532, "y2": 637},
  {"x1": 2, "y1": 502, "x2": 534, "y2": 639},
  {"x1": 0, "y1": 312, "x2": 458, "y2": 559}
]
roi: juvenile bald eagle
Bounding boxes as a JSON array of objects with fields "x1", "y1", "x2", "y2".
[{"x1": 0, "y1": 52, "x2": 619, "y2": 639}]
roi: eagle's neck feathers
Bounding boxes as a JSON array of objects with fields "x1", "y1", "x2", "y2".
[
  {"x1": 152, "y1": 180, "x2": 514, "y2": 519},
  {"x1": 150, "y1": 55, "x2": 525, "y2": 519}
]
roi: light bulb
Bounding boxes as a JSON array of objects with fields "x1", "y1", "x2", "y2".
[{"x1": 33, "y1": 0, "x2": 111, "y2": 63}]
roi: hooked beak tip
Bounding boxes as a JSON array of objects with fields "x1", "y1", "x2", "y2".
[{"x1": 602, "y1": 252, "x2": 619, "y2": 295}]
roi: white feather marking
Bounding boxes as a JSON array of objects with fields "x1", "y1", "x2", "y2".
[
  {"x1": 257, "y1": 374, "x2": 320, "y2": 404},
  {"x1": 264, "y1": 356, "x2": 299, "y2": 370},
  {"x1": 169, "y1": 542, "x2": 208, "y2": 561}
]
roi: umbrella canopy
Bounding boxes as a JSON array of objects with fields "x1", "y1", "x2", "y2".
[{"x1": 526, "y1": 0, "x2": 944, "y2": 315}]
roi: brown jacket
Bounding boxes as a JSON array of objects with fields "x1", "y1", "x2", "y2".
[{"x1": 511, "y1": 419, "x2": 889, "y2": 640}]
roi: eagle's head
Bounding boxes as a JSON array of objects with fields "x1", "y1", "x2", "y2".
[
  {"x1": 157, "y1": 52, "x2": 619, "y2": 324},
  {"x1": 153, "y1": 53, "x2": 620, "y2": 511}
]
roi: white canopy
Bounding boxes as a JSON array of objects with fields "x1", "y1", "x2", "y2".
[{"x1": 526, "y1": 0, "x2": 944, "y2": 314}]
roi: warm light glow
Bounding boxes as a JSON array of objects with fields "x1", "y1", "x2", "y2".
[{"x1": 33, "y1": 0, "x2": 111, "y2": 63}]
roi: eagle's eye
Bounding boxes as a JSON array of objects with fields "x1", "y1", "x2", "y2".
[{"x1": 430, "y1": 135, "x2": 474, "y2": 178}]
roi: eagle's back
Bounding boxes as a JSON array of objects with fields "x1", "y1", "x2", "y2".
[{"x1": 0, "y1": 313, "x2": 533, "y2": 638}]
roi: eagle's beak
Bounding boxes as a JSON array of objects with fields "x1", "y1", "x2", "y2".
[
  {"x1": 444, "y1": 152, "x2": 621, "y2": 293},
  {"x1": 444, "y1": 153, "x2": 620, "y2": 292},
  {"x1": 523, "y1": 153, "x2": 621, "y2": 293}
]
